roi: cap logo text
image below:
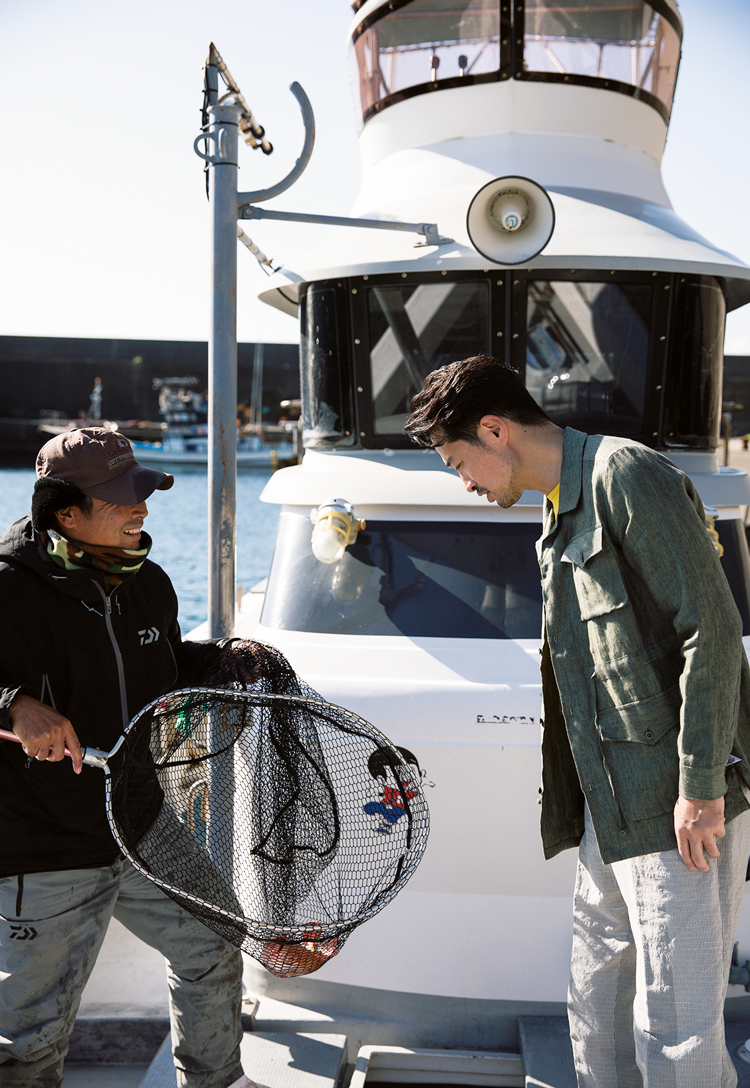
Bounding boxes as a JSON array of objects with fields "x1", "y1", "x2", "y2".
[{"x1": 106, "y1": 451, "x2": 135, "y2": 468}]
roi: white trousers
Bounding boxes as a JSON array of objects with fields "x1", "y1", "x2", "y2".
[{"x1": 568, "y1": 805, "x2": 750, "y2": 1088}]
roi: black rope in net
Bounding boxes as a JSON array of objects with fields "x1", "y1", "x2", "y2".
[{"x1": 107, "y1": 641, "x2": 429, "y2": 977}]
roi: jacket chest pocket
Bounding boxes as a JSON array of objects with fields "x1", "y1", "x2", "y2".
[{"x1": 562, "y1": 524, "x2": 628, "y2": 621}]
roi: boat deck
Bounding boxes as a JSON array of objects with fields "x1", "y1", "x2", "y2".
[{"x1": 64, "y1": 921, "x2": 750, "y2": 1087}]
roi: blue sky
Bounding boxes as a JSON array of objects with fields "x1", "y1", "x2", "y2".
[{"x1": 1, "y1": 0, "x2": 748, "y2": 351}]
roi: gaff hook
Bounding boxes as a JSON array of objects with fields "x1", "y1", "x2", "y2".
[{"x1": 236, "y1": 82, "x2": 315, "y2": 209}]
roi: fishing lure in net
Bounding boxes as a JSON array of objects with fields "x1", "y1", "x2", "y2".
[{"x1": 0, "y1": 642, "x2": 430, "y2": 978}]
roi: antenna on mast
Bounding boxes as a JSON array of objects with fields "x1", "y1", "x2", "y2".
[{"x1": 206, "y1": 42, "x2": 273, "y2": 155}]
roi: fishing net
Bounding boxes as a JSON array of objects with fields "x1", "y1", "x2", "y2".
[{"x1": 106, "y1": 641, "x2": 429, "y2": 977}]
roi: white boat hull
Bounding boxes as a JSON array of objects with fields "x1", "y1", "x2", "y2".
[
  {"x1": 132, "y1": 440, "x2": 295, "y2": 466},
  {"x1": 207, "y1": 547, "x2": 750, "y2": 1046}
]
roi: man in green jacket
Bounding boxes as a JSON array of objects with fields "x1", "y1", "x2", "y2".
[{"x1": 405, "y1": 354, "x2": 750, "y2": 1088}]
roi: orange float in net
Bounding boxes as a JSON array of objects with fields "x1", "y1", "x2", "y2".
[{"x1": 260, "y1": 933, "x2": 340, "y2": 978}]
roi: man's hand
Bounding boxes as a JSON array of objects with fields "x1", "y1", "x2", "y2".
[
  {"x1": 674, "y1": 795, "x2": 725, "y2": 872},
  {"x1": 8, "y1": 694, "x2": 83, "y2": 774}
]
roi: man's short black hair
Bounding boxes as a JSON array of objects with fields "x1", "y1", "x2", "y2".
[
  {"x1": 31, "y1": 477, "x2": 93, "y2": 533},
  {"x1": 403, "y1": 355, "x2": 550, "y2": 448}
]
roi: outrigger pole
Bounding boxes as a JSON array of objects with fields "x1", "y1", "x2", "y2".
[{"x1": 194, "y1": 44, "x2": 450, "y2": 637}]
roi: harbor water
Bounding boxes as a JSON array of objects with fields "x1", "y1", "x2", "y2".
[{"x1": 0, "y1": 463, "x2": 280, "y2": 632}]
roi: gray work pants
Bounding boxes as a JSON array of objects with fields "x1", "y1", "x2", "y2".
[
  {"x1": 0, "y1": 858, "x2": 244, "y2": 1088},
  {"x1": 568, "y1": 804, "x2": 750, "y2": 1088}
]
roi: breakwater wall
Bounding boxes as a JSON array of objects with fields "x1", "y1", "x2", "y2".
[{"x1": 0, "y1": 335, "x2": 299, "y2": 424}]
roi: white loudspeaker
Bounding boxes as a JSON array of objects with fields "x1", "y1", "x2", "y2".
[{"x1": 466, "y1": 176, "x2": 555, "y2": 265}]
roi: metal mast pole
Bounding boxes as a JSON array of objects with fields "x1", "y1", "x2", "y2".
[
  {"x1": 205, "y1": 76, "x2": 241, "y2": 638},
  {"x1": 196, "y1": 46, "x2": 322, "y2": 637}
]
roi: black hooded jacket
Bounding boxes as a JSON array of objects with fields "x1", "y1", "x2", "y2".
[{"x1": 0, "y1": 517, "x2": 224, "y2": 876}]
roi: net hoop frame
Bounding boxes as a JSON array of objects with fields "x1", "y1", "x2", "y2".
[{"x1": 103, "y1": 686, "x2": 430, "y2": 941}]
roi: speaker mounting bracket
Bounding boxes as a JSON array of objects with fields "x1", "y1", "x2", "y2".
[{"x1": 240, "y1": 206, "x2": 453, "y2": 248}]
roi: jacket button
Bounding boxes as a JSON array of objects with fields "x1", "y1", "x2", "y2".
[
  {"x1": 553, "y1": 636, "x2": 558, "y2": 643},
  {"x1": 587, "y1": 783, "x2": 592, "y2": 791},
  {"x1": 569, "y1": 707, "x2": 573, "y2": 715},
  {"x1": 645, "y1": 730, "x2": 654, "y2": 740}
]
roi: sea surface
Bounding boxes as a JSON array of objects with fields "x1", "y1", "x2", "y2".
[{"x1": 0, "y1": 463, "x2": 280, "y2": 631}]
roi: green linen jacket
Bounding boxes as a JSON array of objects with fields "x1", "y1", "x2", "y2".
[{"x1": 538, "y1": 428, "x2": 750, "y2": 865}]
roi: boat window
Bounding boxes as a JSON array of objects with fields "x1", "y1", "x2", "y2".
[
  {"x1": 662, "y1": 277, "x2": 724, "y2": 449},
  {"x1": 520, "y1": 1, "x2": 681, "y2": 120},
  {"x1": 367, "y1": 280, "x2": 490, "y2": 437},
  {"x1": 350, "y1": 0, "x2": 502, "y2": 125},
  {"x1": 261, "y1": 515, "x2": 543, "y2": 639},
  {"x1": 300, "y1": 283, "x2": 356, "y2": 448},
  {"x1": 525, "y1": 279, "x2": 652, "y2": 434},
  {"x1": 349, "y1": 1, "x2": 681, "y2": 126}
]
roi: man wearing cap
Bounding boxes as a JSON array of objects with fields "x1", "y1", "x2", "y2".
[{"x1": 0, "y1": 429, "x2": 249, "y2": 1088}]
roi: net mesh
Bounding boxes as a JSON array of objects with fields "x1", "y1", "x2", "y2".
[{"x1": 107, "y1": 641, "x2": 429, "y2": 977}]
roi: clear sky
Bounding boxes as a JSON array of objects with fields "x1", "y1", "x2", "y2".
[{"x1": 1, "y1": 0, "x2": 749, "y2": 352}]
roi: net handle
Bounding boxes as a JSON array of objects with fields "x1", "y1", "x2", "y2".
[
  {"x1": 0, "y1": 689, "x2": 372, "y2": 769},
  {"x1": 1, "y1": 690, "x2": 432, "y2": 943},
  {"x1": 0, "y1": 728, "x2": 114, "y2": 768}
]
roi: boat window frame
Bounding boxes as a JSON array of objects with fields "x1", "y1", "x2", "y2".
[
  {"x1": 514, "y1": 0, "x2": 682, "y2": 126},
  {"x1": 351, "y1": 0, "x2": 512, "y2": 125},
  {"x1": 349, "y1": 0, "x2": 682, "y2": 127},
  {"x1": 350, "y1": 269, "x2": 506, "y2": 449},
  {"x1": 300, "y1": 269, "x2": 727, "y2": 452},
  {"x1": 260, "y1": 511, "x2": 546, "y2": 640},
  {"x1": 346, "y1": 268, "x2": 672, "y2": 450},
  {"x1": 510, "y1": 268, "x2": 670, "y2": 447},
  {"x1": 661, "y1": 274, "x2": 726, "y2": 449},
  {"x1": 299, "y1": 279, "x2": 358, "y2": 449}
]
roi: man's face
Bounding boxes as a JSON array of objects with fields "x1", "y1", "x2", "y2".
[
  {"x1": 437, "y1": 430, "x2": 523, "y2": 508},
  {"x1": 58, "y1": 498, "x2": 149, "y2": 549}
]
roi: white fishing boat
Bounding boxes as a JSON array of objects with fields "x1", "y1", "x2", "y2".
[
  {"x1": 131, "y1": 377, "x2": 299, "y2": 466},
  {"x1": 201, "y1": 0, "x2": 750, "y2": 1060},
  {"x1": 132, "y1": 433, "x2": 296, "y2": 467},
  {"x1": 118, "y1": 9, "x2": 750, "y2": 1087}
]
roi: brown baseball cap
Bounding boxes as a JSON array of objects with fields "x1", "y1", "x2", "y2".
[{"x1": 36, "y1": 428, "x2": 174, "y2": 505}]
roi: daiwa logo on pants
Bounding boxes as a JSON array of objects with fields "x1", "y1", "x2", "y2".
[{"x1": 9, "y1": 924, "x2": 37, "y2": 940}]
